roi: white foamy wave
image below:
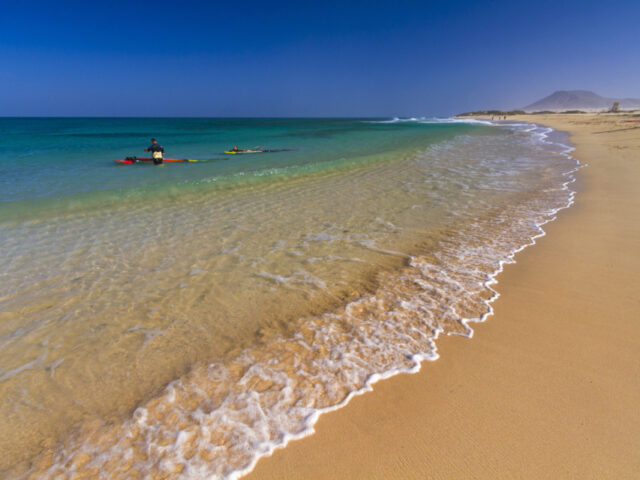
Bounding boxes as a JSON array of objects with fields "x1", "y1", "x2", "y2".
[
  {"x1": 365, "y1": 117, "x2": 493, "y2": 125},
  {"x1": 419, "y1": 117, "x2": 494, "y2": 125},
  {"x1": 365, "y1": 117, "x2": 426, "y2": 124}
]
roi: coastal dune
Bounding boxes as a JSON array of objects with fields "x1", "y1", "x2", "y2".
[{"x1": 248, "y1": 114, "x2": 640, "y2": 479}]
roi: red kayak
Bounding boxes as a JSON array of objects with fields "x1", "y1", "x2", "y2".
[{"x1": 115, "y1": 157, "x2": 196, "y2": 164}]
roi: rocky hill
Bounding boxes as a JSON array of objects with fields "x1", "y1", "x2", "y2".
[{"x1": 523, "y1": 90, "x2": 640, "y2": 112}]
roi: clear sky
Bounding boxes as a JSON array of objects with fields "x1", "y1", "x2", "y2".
[{"x1": 1, "y1": 0, "x2": 638, "y2": 116}]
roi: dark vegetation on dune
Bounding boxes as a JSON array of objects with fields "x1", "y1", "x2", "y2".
[{"x1": 456, "y1": 110, "x2": 526, "y2": 117}]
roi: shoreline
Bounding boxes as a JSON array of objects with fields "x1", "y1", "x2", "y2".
[{"x1": 246, "y1": 113, "x2": 640, "y2": 479}]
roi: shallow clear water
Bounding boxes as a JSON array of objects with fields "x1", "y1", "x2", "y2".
[{"x1": 0, "y1": 118, "x2": 577, "y2": 478}]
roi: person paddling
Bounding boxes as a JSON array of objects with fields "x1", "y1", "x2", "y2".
[
  {"x1": 145, "y1": 138, "x2": 164, "y2": 165},
  {"x1": 229, "y1": 145, "x2": 264, "y2": 153}
]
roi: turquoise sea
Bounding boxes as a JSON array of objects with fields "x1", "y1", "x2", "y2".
[
  {"x1": 0, "y1": 118, "x2": 482, "y2": 219},
  {"x1": 0, "y1": 117, "x2": 578, "y2": 478}
]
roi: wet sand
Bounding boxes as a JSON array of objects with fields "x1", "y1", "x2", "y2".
[{"x1": 247, "y1": 113, "x2": 640, "y2": 479}]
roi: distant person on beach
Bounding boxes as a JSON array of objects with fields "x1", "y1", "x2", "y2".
[{"x1": 145, "y1": 138, "x2": 164, "y2": 165}]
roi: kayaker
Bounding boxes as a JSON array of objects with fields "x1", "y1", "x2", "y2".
[
  {"x1": 144, "y1": 138, "x2": 164, "y2": 165},
  {"x1": 228, "y1": 146, "x2": 264, "y2": 153}
]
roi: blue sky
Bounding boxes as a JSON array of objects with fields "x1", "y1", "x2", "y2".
[{"x1": 1, "y1": 0, "x2": 638, "y2": 116}]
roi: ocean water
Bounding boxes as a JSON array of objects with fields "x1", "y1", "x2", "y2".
[{"x1": 0, "y1": 118, "x2": 579, "y2": 478}]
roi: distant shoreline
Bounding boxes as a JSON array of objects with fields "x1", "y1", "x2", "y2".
[{"x1": 456, "y1": 109, "x2": 640, "y2": 116}]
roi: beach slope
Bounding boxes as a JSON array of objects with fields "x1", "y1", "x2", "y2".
[{"x1": 247, "y1": 113, "x2": 640, "y2": 479}]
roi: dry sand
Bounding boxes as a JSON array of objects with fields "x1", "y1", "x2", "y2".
[{"x1": 247, "y1": 113, "x2": 640, "y2": 479}]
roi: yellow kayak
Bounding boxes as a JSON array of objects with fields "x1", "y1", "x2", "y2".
[{"x1": 224, "y1": 149, "x2": 263, "y2": 154}]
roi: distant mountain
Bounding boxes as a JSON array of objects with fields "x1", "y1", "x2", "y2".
[{"x1": 523, "y1": 90, "x2": 640, "y2": 112}]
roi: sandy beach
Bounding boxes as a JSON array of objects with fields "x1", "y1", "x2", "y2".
[{"x1": 247, "y1": 113, "x2": 640, "y2": 479}]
